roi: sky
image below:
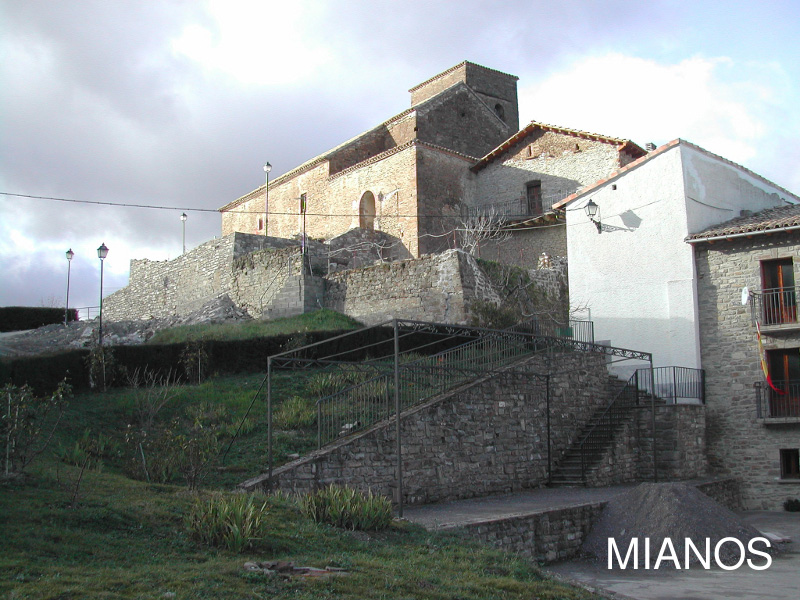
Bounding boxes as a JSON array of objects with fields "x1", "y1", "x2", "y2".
[{"x1": 1, "y1": 0, "x2": 799, "y2": 316}]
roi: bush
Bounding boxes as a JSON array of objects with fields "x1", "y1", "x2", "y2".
[
  {"x1": 301, "y1": 484, "x2": 392, "y2": 531},
  {"x1": 186, "y1": 493, "x2": 270, "y2": 553},
  {"x1": 784, "y1": 498, "x2": 800, "y2": 512},
  {"x1": 55, "y1": 429, "x2": 118, "y2": 471},
  {"x1": 1, "y1": 380, "x2": 71, "y2": 476}
]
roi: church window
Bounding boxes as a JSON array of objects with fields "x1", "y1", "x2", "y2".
[
  {"x1": 359, "y1": 191, "x2": 376, "y2": 231},
  {"x1": 494, "y1": 103, "x2": 505, "y2": 122}
]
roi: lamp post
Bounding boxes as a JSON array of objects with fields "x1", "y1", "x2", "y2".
[
  {"x1": 64, "y1": 248, "x2": 74, "y2": 326},
  {"x1": 97, "y1": 243, "x2": 109, "y2": 346},
  {"x1": 264, "y1": 162, "x2": 272, "y2": 236},
  {"x1": 181, "y1": 212, "x2": 187, "y2": 254}
]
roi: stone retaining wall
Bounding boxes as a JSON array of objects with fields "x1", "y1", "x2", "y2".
[{"x1": 241, "y1": 351, "x2": 611, "y2": 505}]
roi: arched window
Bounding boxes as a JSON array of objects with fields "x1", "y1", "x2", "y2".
[
  {"x1": 494, "y1": 103, "x2": 505, "y2": 122},
  {"x1": 359, "y1": 191, "x2": 376, "y2": 231}
]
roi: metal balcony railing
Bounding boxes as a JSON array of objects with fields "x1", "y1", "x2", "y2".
[
  {"x1": 755, "y1": 380, "x2": 800, "y2": 418},
  {"x1": 752, "y1": 286, "x2": 798, "y2": 326},
  {"x1": 636, "y1": 366, "x2": 706, "y2": 404},
  {"x1": 465, "y1": 188, "x2": 577, "y2": 222}
]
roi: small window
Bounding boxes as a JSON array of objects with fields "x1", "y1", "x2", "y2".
[
  {"x1": 494, "y1": 103, "x2": 505, "y2": 122},
  {"x1": 258, "y1": 217, "x2": 264, "y2": 231},
  {"x1": 780, "y1": 449, "x2": 800, "y2": 479}
]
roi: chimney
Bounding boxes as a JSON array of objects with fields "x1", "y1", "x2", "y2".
[{"x1": 645, "y1": 142, "x2": 657, "y2": 152}]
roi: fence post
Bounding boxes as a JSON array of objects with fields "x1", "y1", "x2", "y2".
[
  {"x1": 393, "y1": 319, "x2": 403, "y2": 518},
  {"x1": 649, "y1": 358, "x2": 658, "y2": 483},
  {"x1": 267, "y1": 357, "x2": 273, "y2": 491}
]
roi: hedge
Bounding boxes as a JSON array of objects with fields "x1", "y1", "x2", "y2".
[
  {"x1": 0, "y1": 306, "x2": 79, "y2": 332},
  {"x1": 0, "y1": 323, "x2": 474, "y2": 394}
]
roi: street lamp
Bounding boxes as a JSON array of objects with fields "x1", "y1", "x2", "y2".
[
  {"x1": 585, "y1": 199, "x2": 602, "y2": 233},
  {"x1": 97, "y1": 243, "x2": 109, "y2": 346},
  {"x1": 264, "y1": 162, "x2": 272, "y2": 236},
  {"x1": 181, "y1": 212, "x2": 187, "y2": 254},
  {"x1": 64, "y1": 248, "x2": 74, "y2": 326}
]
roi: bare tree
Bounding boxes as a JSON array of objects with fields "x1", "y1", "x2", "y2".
[{"x1": 458, "y1": 207, "x2": 511, "y2": 257}]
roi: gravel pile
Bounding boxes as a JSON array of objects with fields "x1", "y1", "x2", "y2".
[
  {"x1": 0, "y1": 295, "x2": 251, "y2": 356},
  {"x1": 582, "y1": 482, "x2": 769, "y2": 568}
]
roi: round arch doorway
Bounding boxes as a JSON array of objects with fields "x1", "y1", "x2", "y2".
[{"x1": 359, "y1": 191, "x2": 376, "y2": 231}]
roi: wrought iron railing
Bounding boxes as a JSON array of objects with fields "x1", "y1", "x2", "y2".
[
  {"x1": 755, "y1": 380, "x2": 800, "y2": 418},
  {"x1": 752, "y1": 286, "x2": 798, "y2": 326},
  {"x1": 636, "y1": 366, "x2": 705, "y2": 404},
  {"x1": 465, "y1": 188, "x2": 577, "y2": 222},
  {"x1": 579, "y1": 371, "x2": 642, "y2": 482},
  {"x1": 314, "y1": 327, "x2": 534, "y2": 447},
  {"x1": 509, "y1": 316, "x2": 594, "y2": 344}
]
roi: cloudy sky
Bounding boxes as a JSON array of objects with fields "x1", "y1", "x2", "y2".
[{"x1": 2, "y1": 0, "x2": 799, "y2": 316}]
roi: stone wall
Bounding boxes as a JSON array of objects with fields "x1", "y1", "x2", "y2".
[
  {"x1": 242, "y1": 351, "x2": 611, "y2": 505},
  {"x1": 695, "y1": 232, "x2": 800, "y2": 509},
  {"x1": 588, "y1": 404, "x2": 708, "y2": 487},
  {"x1": 453, "y1": 503, "x2": 606, "y2": 563}
]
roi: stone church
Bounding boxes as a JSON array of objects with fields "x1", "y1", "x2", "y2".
[{"x1": 219, "y1": 61, "x2": 646, "y2": 269}]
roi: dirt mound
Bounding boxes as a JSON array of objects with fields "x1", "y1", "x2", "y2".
[{"x1": 583, "y1": 482, "x2": 768, "y2": 568}]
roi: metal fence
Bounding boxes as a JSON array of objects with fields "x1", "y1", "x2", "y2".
[
  {"x1": 509, "y1": 316, "x2": 594, "y2": 344},
  {"x1": 755, "y1": 380, "x2": 800, "y2": 418},
  {"x1": 636, "y1": 366, "x2": 705, "y2": 404}
]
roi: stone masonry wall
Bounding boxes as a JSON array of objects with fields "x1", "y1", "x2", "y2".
[
  {"x1": 243, "y1": 351, "x2": 611, "y2": 505},
  {"x1": 695, "y1": 233, "x2": 800, "y2": 509},
  {"x1": 323, "y1": 249, "x2": 472, "y2": 325}
]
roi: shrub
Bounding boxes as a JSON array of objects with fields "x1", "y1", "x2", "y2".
[
  {"x1": 2, "y1": 380, "x2": 71, "y2": 476},
  {"x1": 0, "y1": 306, "x2": 78, "y2": 332},
  {"x1": 784, "y1": 498, "x2": 800, "y2": 512},
  {"x1": 274, "y1": 395, "x2": 316, "y2": 429},
  {"x1": 301, "y1": 484, "x2": 392, "y2": 531},
  {"x1": 55, "y1": 429, "x2": 118, "y2": 471},
  {"x1": 186, "y1": 493, "x2": 270, "y2": 553}
]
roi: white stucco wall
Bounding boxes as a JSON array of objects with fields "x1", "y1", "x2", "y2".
[
  {"x1": 567, "y1": 142, "x2": 792, "y2": 378},
  {"x1": 568, "y1": 146, "x2": 698, "y2": 375}
]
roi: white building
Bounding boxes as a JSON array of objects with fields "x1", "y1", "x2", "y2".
[{"x1": 555, "y1": 139, "x2": 798, "y2": 377}]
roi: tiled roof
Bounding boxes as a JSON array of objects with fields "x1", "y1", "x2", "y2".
[
  {"x1": 408, "y1": 61, "x2": 517, "y2": 93},
  {"x1": 471, "y1": 121, "x2": 645, "y2": 173},
  {"x1": 553, "y1": 139, "x2": 800, "y2": 211},
  {"x1": 686, "y1": 203, "x2": 800, "y2": 242}
]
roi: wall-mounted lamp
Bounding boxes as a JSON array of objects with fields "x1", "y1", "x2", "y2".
[{"x1": 585, "y1": 199, "x2": 602, "y2": 234}]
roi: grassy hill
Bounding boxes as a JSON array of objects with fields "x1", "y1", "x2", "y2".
[{"x1": 0, "y1": 317, "x2": 602, "y2": 599}]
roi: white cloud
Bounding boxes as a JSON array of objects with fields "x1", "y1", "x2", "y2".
[{"x1": 519, "y1": 53, "x2": 795, "y2": 175}]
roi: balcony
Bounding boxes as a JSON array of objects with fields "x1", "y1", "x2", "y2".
[
  {"x1": 465, "y1": 189, "x2": 576, "y2": 223},
  {"x1": 755, "y1": 380, "x2": 800, "y2": 421},
  {"x1": 752, "y1": 286, "x2": 799, "y2": 332}
]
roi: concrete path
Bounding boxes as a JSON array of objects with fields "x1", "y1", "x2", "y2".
[
  {"x1": 545, "y1": 511, "x2": 800, "y2": 600},
  {"x1": 404, "y1": 485, "x2": 634, "y2": 529},
  {"x1": 404, "y1": 487, "x2": 799, "y2": 600}
]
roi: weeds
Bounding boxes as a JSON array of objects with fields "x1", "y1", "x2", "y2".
[
  {"x1": 274, "y1": 395, "x2": 316, "y2": 429},
  {"x1": 301, "y1": 484, "x2": 392, "y2": 531},
  {"x1": 186, "y1": 493, "x2": 270, "y2": 553}
]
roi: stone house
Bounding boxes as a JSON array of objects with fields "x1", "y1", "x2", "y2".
[
  {"x1": 555, "y1": 141, "x2": 800, "y2": 508},
  {"x1": 219, "y1": 61, "x2": 644, "y2": 269},
  {"x1": 688, "y1": 204, "x2": 800, "y2": 509}
]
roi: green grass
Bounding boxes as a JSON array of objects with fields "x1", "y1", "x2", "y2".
[
  {"x1": 0, "y1": 465, "x2": 601, "y2": 599},
  {"x1": 0, "y1": 364, "x2": 603, "y2": 599},
  {"x1": 147, "y1": 309, "x2": 363, "y2": 344}
]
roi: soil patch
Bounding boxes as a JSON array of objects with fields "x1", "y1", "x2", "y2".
[{"x1": 582, "y1": 482, "x2": 772, "y2": 568}]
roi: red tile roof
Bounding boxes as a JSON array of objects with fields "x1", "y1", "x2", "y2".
[{"x1": 686, "y1": 203, "x2": 800, "y2": 242}]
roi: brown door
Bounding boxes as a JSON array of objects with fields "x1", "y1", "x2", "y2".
[
  {"x1": 761, "y1": 258, "x2": 796, "y2": 324},
  {"x1": 767, "y1": 348, "x2": 800, "y2": 417}
]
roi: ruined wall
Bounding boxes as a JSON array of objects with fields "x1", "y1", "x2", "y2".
[
  {"x1": 477, "y1": 226, "x2": 567, "y2": 269},
  {"x1": 695, "y1": 233, "x2": 800, "y2": 509},
  {"x1": 103, "y1": 234, "x2": 308, "y2": 321},
  {"x1": 245, "y1": 351, "x2": 610, "y2": 505},
  {"x1": 324, "y1": 249, "x2": 473, "y2": 325}
]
